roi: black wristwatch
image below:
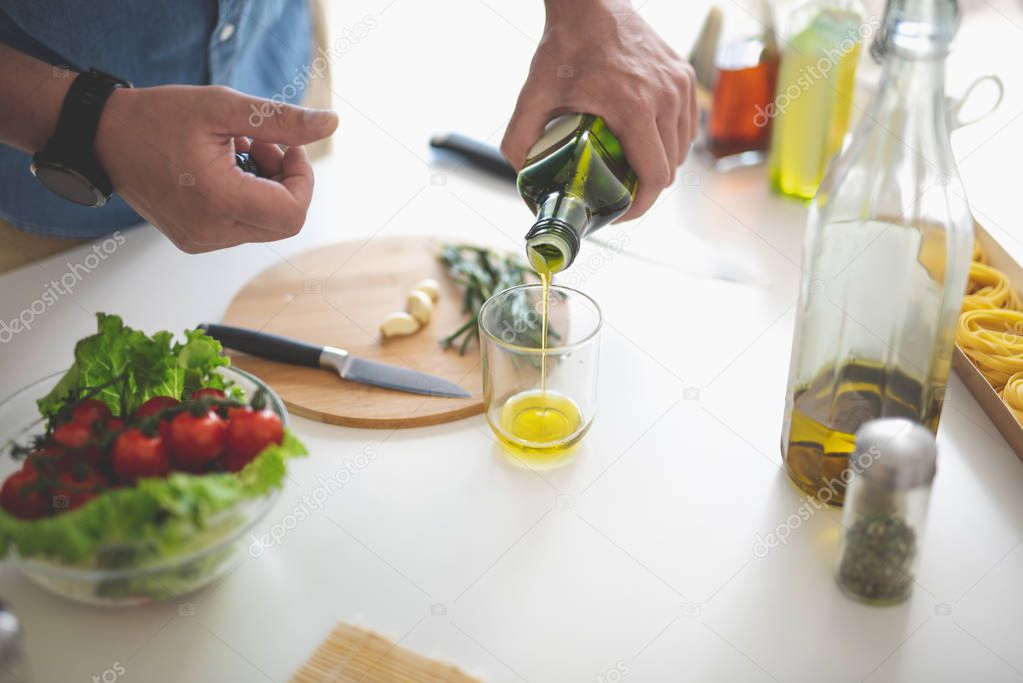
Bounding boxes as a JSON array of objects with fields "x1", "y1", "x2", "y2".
[{"x1": 31, "y1": 68, "x2": 132, "y2": 207}]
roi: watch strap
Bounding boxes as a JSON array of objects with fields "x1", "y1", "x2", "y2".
[{"x1": 49, "y1": 68, "x2": 131, "y2": 155}]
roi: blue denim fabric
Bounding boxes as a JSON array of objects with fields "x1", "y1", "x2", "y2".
[{"x1": 0, "y1": 0, "x2": 312, "y2": 238}]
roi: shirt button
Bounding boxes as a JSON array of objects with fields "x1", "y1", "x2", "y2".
[{"x1": 219, "y1": 23, "x2": 235, "y2": 42}]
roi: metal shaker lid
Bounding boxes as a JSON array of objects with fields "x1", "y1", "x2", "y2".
[{"x1": 851, "y1": 418, "x2": 937, "y2": 490}]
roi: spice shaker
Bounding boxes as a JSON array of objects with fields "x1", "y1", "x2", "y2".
[{"x1": 836, "y1": 418, "x2": 937, "y2": 605}]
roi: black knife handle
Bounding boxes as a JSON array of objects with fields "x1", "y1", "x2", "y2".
[
  {"x1": 199, "y1": 323, "x2": 323, "y2": 368},
  {"x1": 429, "y1": 132, "x2": 518, "y2": 182}
]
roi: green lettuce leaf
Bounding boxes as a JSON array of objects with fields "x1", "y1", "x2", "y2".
[
  {"x1": 37, "y1": 313, "x2": 231, "y2": 422},
  {"x1": 0, "y1": 431, "x2": 307, "y2": 564}
]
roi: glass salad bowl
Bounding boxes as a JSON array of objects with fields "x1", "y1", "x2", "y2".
[{"x1": 0, "y1": 366, "x2": 289, "y2": 607}]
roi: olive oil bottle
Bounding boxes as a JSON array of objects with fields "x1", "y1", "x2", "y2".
[
  {"x1": 781, "y1": 0, "x2": 972, "y2": 506},
  {"x1": 501, "y1": 113, "x2": 629, "y2": 457},
  {"x1": 519, "y1": 114, "x2": 637, "y2": 275}
]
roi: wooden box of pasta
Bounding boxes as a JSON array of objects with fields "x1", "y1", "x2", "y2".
[{"x1": 953, "y1": 222, "x2": 1023, "y2": 462}]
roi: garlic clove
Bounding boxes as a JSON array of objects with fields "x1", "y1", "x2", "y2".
[
  {"x1": 406, "y1": 290, "x2": 434, "y2": 324},
  {"x1": 412, "y1": 278, "x2": 441, "y2": 302},
  {"x1": 380, "y1": 312, "x2": 420, "y2": 338}
]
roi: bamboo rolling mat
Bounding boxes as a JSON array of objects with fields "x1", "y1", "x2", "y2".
[{"x1": 291, "y1": 623, "x2": 482, "y2": 683}]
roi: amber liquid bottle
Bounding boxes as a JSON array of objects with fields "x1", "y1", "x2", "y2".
[{"x1": 707, "y1": 38, "x2": 779, "y2": 159}]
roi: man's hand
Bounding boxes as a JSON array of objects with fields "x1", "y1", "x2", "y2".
[
  {"x1": 95, "y1": 85, "x2": 338, "y2": 253},
  {"x1": 501, "y1": 0, "x2": 697, "y2": 221}
]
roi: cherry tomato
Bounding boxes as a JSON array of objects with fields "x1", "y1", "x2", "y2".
[
  {"x1": 191, "y1": 387, "x2": 226, "y2": 401},
  {"x1": 106, "y1": 418, "x2": 126, "y2": 432},
  {"x1": 20, "y1": 458, "x2": 38, "y2": 476},
  {"x1": 168, "y1": 410, "x2": 227, "y2": 472},
  {"x1": 70, "y1": 399, "x2": 112, "y2": 428},
  {"x1": 223, "y1": 408, "x2": 283, "y2": 472},
  {"x1": 225, "y1": 406, "x2": 251, "y2": 421},
  {"x1": 52, "y1": 421, "x2": 92, "y2": 449},
  {"x1": 1, "y1": 470, "x2": 50, "y2": 519},
  {"x1": 51, "y1": 422, "x2": 102, "y2": 469},
  {"x1": 52, "y1": 469, "x2": 108, "y2": 511},
  {"x1": 112, "y1": 429, "x2": 170, "y2": 483},
  {"x1": 135, "y1": 396, "x2": 180, "y2": 440},
  {"x1": 22, "y1": 446, "x2": 67, "y2": 477},
  {"x1": 135, "y1": 396, "x2": 180, "y2": 418}
]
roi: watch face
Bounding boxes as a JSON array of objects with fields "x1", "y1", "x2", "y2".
[{"x1": 30, "y1": 161, "x2": 106, "y2": 207}]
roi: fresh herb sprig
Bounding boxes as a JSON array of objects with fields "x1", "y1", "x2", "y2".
[{"x1": 438, "y1": 244, "x2": 534, "y2": 355}]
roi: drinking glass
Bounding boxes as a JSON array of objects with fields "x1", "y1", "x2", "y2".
[{"x1": 479, "y1": 284, "x2": 601, "y2": 459}]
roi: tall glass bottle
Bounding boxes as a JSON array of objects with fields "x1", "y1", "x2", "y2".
[
  {"x1": 519, "y1": 114, "x2": 637, "y2": 275},
  {"x1": 767, "y1": 0, "x2": 866, "y2": 200},
  {"x1": 780, "y1": 0, "x2": 972, "y2": 505}
]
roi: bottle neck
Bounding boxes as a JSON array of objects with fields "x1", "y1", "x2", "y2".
[
  {"x1": 880, "y1": 53, "x2": 946, "y2": 104},
  {"x1": 535, "y1": 192, "x2": 589, "y2": 231},
  {"x1": 524, "y1": 192, "x2": 589, "y2": 273},
  {"x1": 873, "y1": 52, "x2": 951, "y2": 158},
  {"x1": 857, "y1": 0, "x2": 957, "y2": 170},
  {"x1": 873, "y1": 0, "x2": 958, "y2": 61}
]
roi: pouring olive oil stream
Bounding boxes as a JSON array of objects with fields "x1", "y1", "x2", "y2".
[{"x1": 500, "y1": 113, "x2": 636, "y2": 454}]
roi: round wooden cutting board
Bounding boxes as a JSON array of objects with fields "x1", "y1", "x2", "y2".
[{"x1": 221, "y1": 236, "x2": 485, "y2": 428}]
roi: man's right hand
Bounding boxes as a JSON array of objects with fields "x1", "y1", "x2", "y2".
[{"x1": 95, "y1": 85, "x2": 338, "y2": 253}]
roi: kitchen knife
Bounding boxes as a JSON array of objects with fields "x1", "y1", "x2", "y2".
[
  {"x1": 199, "y1": 323, "x2": 471, "y2": 399},
  {"x1": 429, "y1": 132, "x2": 517, "y2": 182}
]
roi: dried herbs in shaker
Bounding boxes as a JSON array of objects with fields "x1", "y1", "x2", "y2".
[{"x1": 836, "y1": 418, "x2": 937, "y2": 605}]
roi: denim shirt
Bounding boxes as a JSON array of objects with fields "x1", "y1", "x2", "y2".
[{"x1": 0, "y1": 0, "x2": 311, "y2": 238}]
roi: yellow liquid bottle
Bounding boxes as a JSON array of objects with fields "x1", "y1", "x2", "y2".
[{"x1": 767, "y1": 4, "x2": 864, "y2": 200}]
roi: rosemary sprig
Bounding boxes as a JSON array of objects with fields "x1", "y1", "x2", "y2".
[{"x1": 438, "y1": 244, "x2": 534, "y2": 355}]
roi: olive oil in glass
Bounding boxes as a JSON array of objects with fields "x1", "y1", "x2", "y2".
[
  {"x1": 497, "y1": 389, "x2": 583, "y2": 457},
  {"x1": 781, "y1": 0, "x2": 972, "y2": 505},
  {"x1": 479, "y1": 285, "x2": 600, "y2": 463}
]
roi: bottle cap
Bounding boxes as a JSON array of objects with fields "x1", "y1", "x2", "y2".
[{"x1": 851, "y1": 418, "x2": 937, "y2": 490}]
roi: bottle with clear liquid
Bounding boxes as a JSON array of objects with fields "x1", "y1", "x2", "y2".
[
  {"x1": 767, "y1": 0, "x2": 865, "y2": 200},
  {"x1": 519, "y1": 114, "x2": 637, "y2": 275},
  {"x1": 780, "y1": 0, "x2": 973, "y2": 505}
]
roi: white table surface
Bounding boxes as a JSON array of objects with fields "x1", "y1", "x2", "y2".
[{"x1": 2, "y1": 2, "x2": 1023, "y2": 682}]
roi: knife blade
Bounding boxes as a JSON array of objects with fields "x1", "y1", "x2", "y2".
[{"x1": 199, "y1": 323, "x2": 471, "y2": 399}]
